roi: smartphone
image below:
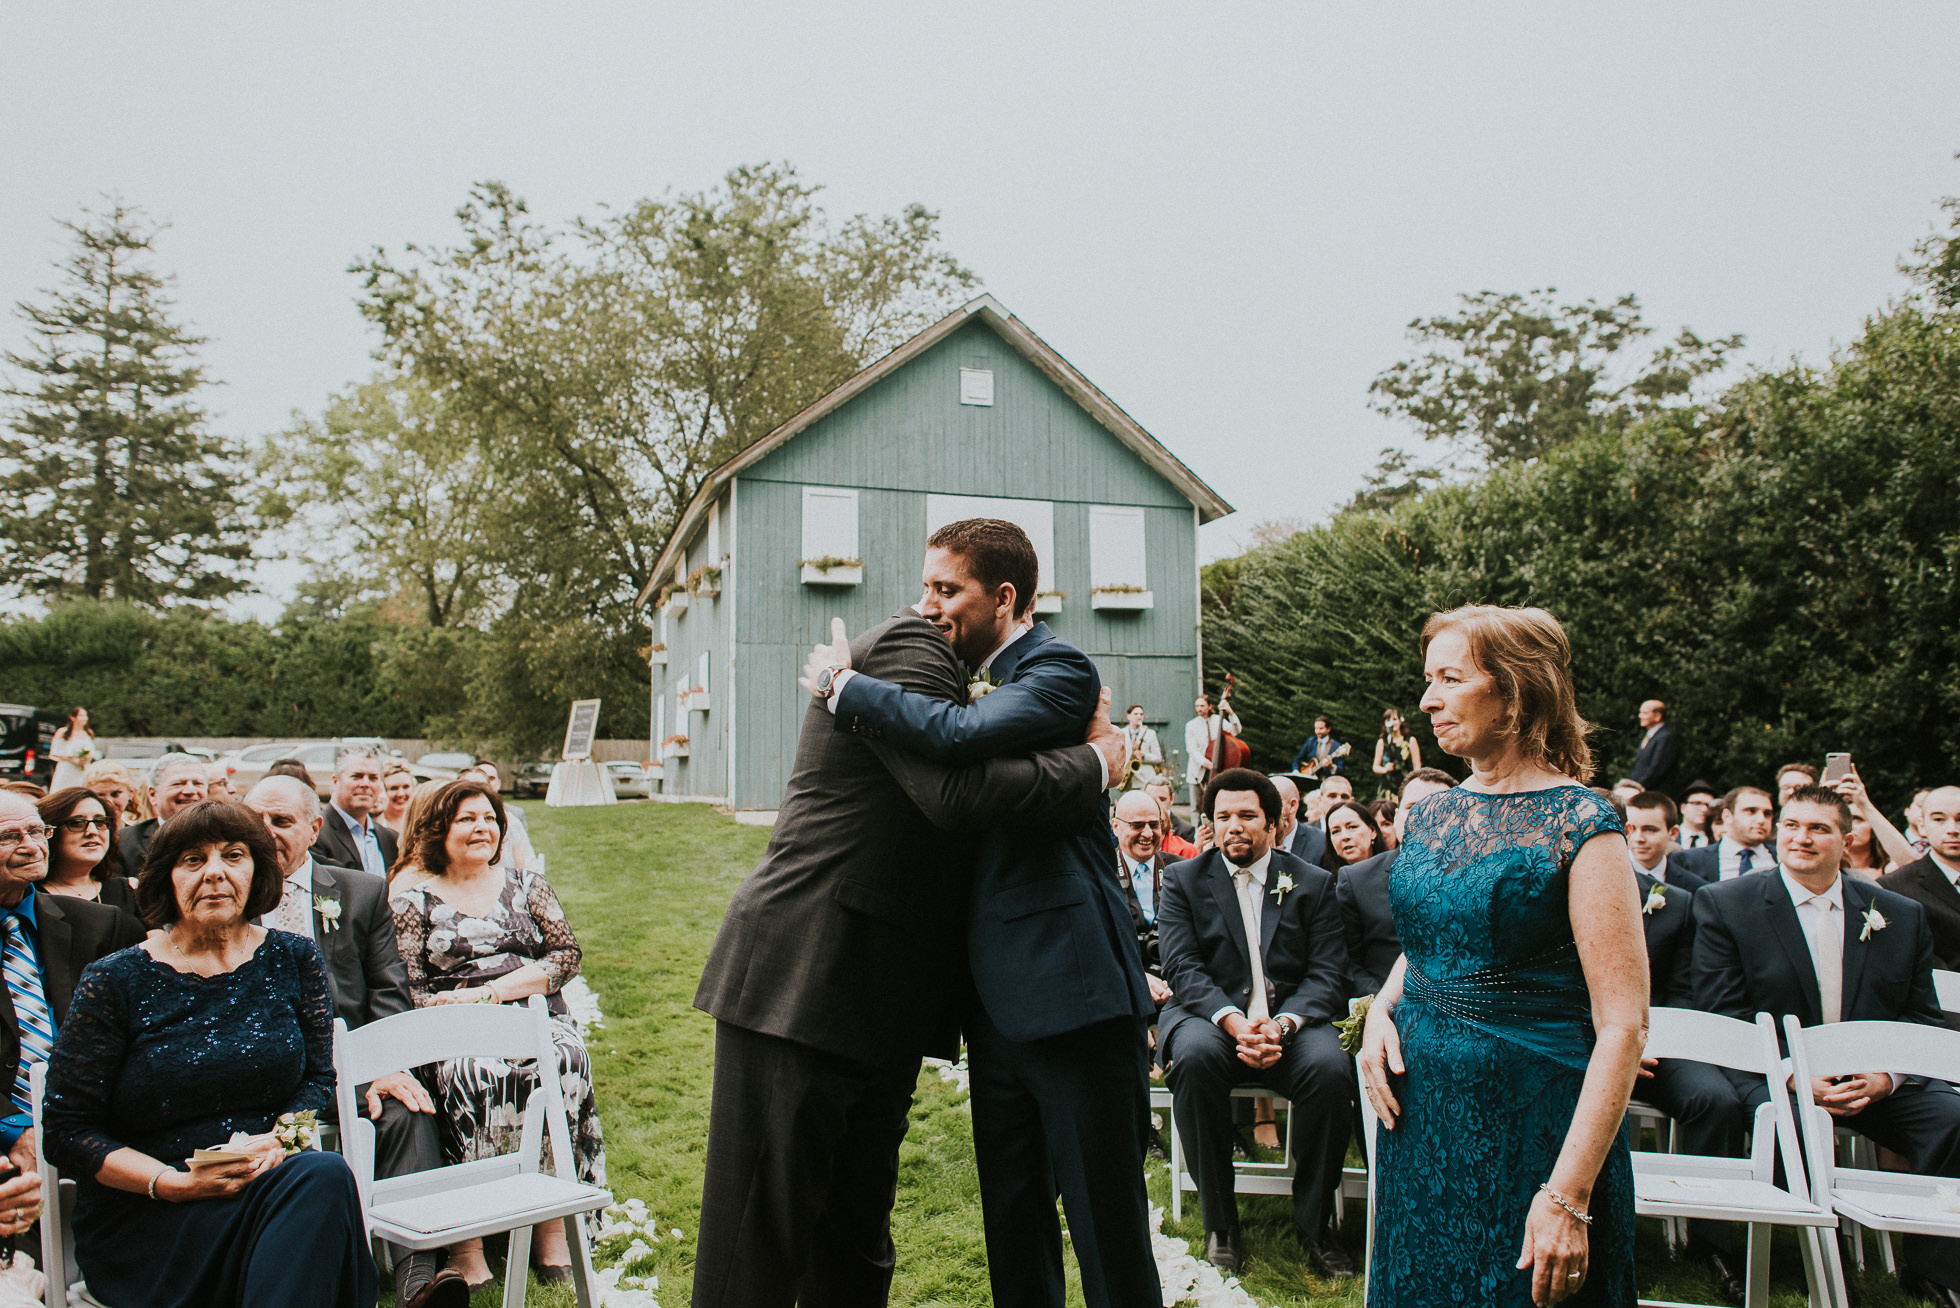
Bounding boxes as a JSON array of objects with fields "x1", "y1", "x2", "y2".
[{"x1": 1823, "y1": 753, "x2": 1853, "y2": 784}]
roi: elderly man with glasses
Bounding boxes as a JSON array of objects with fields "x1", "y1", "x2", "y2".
[
  {"x1": 0, "y1": 792, "x2": 146, "y2": 1229},
  {"x1": 1111, "y1": 790, "x2": 1175, "y2": 1007},
  {"x1": 115, "y1": 752, "x2": 209, "y2": 880}
]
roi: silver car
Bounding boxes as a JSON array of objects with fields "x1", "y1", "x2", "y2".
[{"x1": 603, "y1": 760, "x2": 653, "y2": 799}]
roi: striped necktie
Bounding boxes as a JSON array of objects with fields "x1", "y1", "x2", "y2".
[{"x1": 2, "y1": 913, "x2": 54, "y2": 1115}]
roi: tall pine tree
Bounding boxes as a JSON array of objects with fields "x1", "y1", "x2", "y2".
[{"x1": 1, "y1": 204, "x2": 255, "y2": 606}]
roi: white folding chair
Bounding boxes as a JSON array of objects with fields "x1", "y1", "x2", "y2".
[
  {"x1": 1356, "y1": 1056, "x2": 1380, "y2": 1296},
  {"x1": 1932, "y1": 970, "x2": 1960, "y2": 1020},
  {"x1": 1784, "y1": 1014, "x2": 1960, "y2": 1304},
  {"x1": 334, "y1": 996, "x2": 612, "y2": 1308},
  {"x1": 1633, "y1": 1009, "x2": 1843, "y2": 1308},
  {"x1": 29, "y1": 1063, "x2": 112, "y2": 1307},
  {"x1": 1166, "y1": 1087, "x2": 1296, "y2": 1225}
]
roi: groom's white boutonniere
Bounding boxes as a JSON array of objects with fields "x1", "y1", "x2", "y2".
[
  {"x1": 1642, "y1": 884, "x2": 1667, "y2": 916},
  {"x1": 314, "y1": 896, "x2": 342, "y2": 933},
  {"x1": 967, "y1": 667, "x2": 1002, "y2": 701},
  {"x1": 1861, "y1": 907, "x2": 1888, "y2": 942},
  {"x1": 1271, "y1": 873, "x2": 1296, "y2": 903}
]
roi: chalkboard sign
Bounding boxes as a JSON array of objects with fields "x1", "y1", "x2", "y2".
[{"x1": 562, "y1": 699, "x2": 602, "y2": 761}]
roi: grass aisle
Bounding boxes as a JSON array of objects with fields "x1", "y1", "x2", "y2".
[{"x1": 457, "y1": 802, "x2": 1916, "y2": 1308}]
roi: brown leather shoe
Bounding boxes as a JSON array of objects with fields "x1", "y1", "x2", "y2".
[{"x1": 405, "y1": 1267, "x2": 472, "y2": 1308}]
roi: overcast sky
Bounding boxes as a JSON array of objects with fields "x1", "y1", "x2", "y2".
[{"x1": 6, "y1": 2, "x2": 1957, "y2": 615}]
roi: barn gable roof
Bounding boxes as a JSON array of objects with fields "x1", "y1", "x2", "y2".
[{"x1": 637, "y1": 295, "x2": 1231, "y2": 604}]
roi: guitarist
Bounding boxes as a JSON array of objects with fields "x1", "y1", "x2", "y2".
[
  {"x1": 1292, "y1": 715, "x2": 1349, "y2": 779},
  {"x1": 1183, "y1": 686, "x2": 1243, "y2": 811}
]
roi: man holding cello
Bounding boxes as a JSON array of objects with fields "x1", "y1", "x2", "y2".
[{"x1": 1184, "y1": 679, "x2": 1246, "y2": 810}]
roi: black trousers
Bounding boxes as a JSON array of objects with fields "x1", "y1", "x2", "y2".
[
  {"x1": 692, "y1": 1022, "x2": 918, "y2": 1308},
  {"x1": 1163, "y1": 1016, "x2": 1353, "y2": 1240},
  {"x1": 1647, "y1": 1058, "x2": 1748, "y2": 1258},
  {"x1": 1741, "y1": 1075, "x2": 1960, "y2": 1289},
  {"x1": 324, "y1": 1082, "x2": 445, "y2": 1291},
  {"x1": 966, "y1": 1006, "x2": 1161, "y2": 1308}
]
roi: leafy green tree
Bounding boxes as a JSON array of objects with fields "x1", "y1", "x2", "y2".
[{"x1": 1, "y1": 205, "x2": 256, "y2": 605}]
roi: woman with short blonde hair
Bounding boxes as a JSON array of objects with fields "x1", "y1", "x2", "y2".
[{"x1": 1360, "y1": 604, "x2": 1646, "y2": 1307}]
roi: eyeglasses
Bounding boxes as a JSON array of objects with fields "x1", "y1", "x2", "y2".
[
  {"x1": 59, "y1": 816, "x2": 112, "y2": 834},
  {"x1": 0, "y1": 826, "x2": 52, "y2": 852},
  {"x1": 1117, "y1": 819, "x2": 1162, "y2": 832}
]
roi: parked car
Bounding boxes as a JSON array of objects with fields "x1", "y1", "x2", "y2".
[
  {"x1": 0, "y1": 704, "x2": 64, "y2": 789},
  {"x1": 513, "y1": 762, "x2": 556, "y2": 799},
  {"x1": 416, "y1": 752, "x2": 476, "y2": 779},
  {"x1": 221, "y1": 740, "x2": 346, "y2": 798},
  {"x1": 604, "y1": 760, "x2": 654, "y2": 799}
]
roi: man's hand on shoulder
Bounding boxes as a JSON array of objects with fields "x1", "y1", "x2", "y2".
[
  {"x1": 1085, "y1": 689, "x2": 1125, "y2": 780},
  {"x1": 798, "y1": 617, "x2": 854, "y2": 701}
]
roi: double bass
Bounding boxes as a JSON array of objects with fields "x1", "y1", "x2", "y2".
[{"x1": 1204, "y1": 673, "x2": 1251, "y2": 774}]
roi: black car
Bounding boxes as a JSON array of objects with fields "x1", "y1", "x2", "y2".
[
  {"x1": 0, "y1": 704, "x2": 65, "y2": 789},
  {"x1": 513, "y1": 761, "x2": 556, "y2": 799}
]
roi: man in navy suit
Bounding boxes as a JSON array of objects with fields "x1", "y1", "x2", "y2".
[
  {"x1": 1158, "y1": 768, "x2": 1355, "y2": 1278},
  {"x1": 1271, "y1": 775, "x2": 1329, "y2": 868},
  {"x1": 1693, "y1": 785, "x2": 1960, "y2": 1308},
  {"x1": 1670, "y1": 786, "x2": 1775, "y2": 884},
  {"x1": 1337, "y1": 769, "x2": 1455, "y2": 999},
  {"x1": 1628, "y1": 699, "x2": 1681, "y2": 794},
  {"x1": 1879, "y1": 785, "x2": 1960, "y2": 971},
  {"x1": 807, "y1": 518, "x2": 1160, "y2": 1308}
]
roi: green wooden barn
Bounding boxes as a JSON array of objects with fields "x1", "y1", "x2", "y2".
[{"x1": 635, "y1": 295, "x2": 1232, "y2": 816}]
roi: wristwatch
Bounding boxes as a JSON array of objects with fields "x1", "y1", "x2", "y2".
[
  {"x1": 1276, "y1": 1016, "x2": 1299, "y2": 1040},
  {"x1": 812, "y1": 667, "x2": 838, "y2": 701}
]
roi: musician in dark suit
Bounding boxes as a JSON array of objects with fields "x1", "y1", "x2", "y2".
[
  {"x1": 1623, "y1": 789, "x2": 1742, "y2": 1301},
  {"x1": 1629, "y1": 699, "x2": 1681, "y2": 793},
  {"x1": 1291, "y1": 717, "x2": 1347, "y2": 778},
  {"x1": 310, "y1": 746, "x2": 397, "y2": 878},
  {"x1": 0, "y1": 791, "x2": 147, "y2": 1200},
  {"x1": 1158, "y1": 769, "x2": 1354, "y2": 1277},
  {"x1": 1337, "y1": 770, "x2": 1456, "y2": 998},
  {"x1": 115, "y1": 752, "x2": 209, "y2": 879},
  {"x1": 694, "y1": 591, "x2": 1123, "y2": 1308},
  {"x1": 812, "y1": 519, "x2": 1160, "y2": 1308},
  {"x1": 1879, "y1": 786, "x2": 1960, "y2": 970},
  {"x1": 1694, "y1": 785, "x2": 1960, "y2": 1307},
  {"x1": 243, "y1": 776, "x2": 462, "y2": 1308}
]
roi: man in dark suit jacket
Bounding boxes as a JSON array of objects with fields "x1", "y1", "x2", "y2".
[
  {"x1": 1879, "y1": 786, "x2": 1960, "y2": 971},
  {"x1": 1271, "y1": 777, "x2": 1330, "y2": 868},
  {"x1": 116, "y1": 752, "x2": 209, "y2": 878},
  {"x1": 1110, "y1": 790, "x2": 1173, "y2": 996},
  {"x1": 693, "y1": 597, "x2": 1123, "y2": 1308},
  {"x1": 1335, "y1": 770, "x2": 1457, "y2": 999},
  {"x1": 1157, "y1": 769, "x2": 1354, "y2": 1278},
  {"x1": 1144, "y1": 778, "x2": 1198, "y2": 845},
  {"x1": 816, "y1": 521, "x2": 1160, "y2": 1308},
  {"x1": 243, "y1": 777, "x2": 463, "y2": 1308},
  {"x1": 1629, "y1": 699, "x2": 1681, "y2": 793},
  {"x1": 1669, "y1": 786, "x2": 1776, "y2": 885},
  {"x1": 1694, "y1": 785, "x2": 1960, "y2": 1307},
  {"x1": 311, "y1": 747, "x2": 398, "y2": 878},
  {"x1": 0, "y1": 792, "x2": 147, "y2": 1196}
]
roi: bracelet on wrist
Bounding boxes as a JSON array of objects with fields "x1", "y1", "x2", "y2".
[
  {"x1": 1538, "y1": 1183, "x2": 1592, "y2": 1226},
  {"x1": 148, "y1": 1167, "x2": 169, "y2": 1201}
]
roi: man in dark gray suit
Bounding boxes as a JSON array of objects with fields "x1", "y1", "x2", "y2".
[
  {"x1": 1336, "y1": 769, "x2": 1456, "y2": 998},
  {"x1": 245, "y1": 777, "x2": 463, "y2": 1308},
  {"x1": 690, "y1": 609, "x2": 1127, "y2": 1308}
]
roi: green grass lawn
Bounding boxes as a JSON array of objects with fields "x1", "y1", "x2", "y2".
[{"x1": 417, "y1": 800, "x2": 1933, "y2": 1308}]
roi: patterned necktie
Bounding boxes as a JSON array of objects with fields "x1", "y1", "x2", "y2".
[
  {"x1": 3, "y1": 913, "x2": 55, "y2": 1115},
  {"x1": 267, "y1": 877, "x2": 312, "y2": 937}
]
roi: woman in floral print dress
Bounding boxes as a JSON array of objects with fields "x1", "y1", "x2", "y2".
[{"x1": 391, "y1": 779, "x2": 606, "y2": 1289}]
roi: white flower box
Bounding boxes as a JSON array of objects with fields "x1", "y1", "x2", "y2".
[
  {"x1": 1033, "y1": 592, "x2": 1064, "y2": 615},
  {"x1": 687, "y1": 691, "x2": 712, "y2": 713},
  {"x1": 662, "y1": 741, "x2": 689, "y2": 759},
  {"x1": 801, "y1": 563, "x2": 863, "y2": 586},
  {"x1": 646, "y1": 759, "x2": 664, "y2": 774},
  {"x1": 1090, "y1": 589, "x2": 1154, "y2": 611},
  {"x1": 648, "y1": 648, "x2": 668, "y2": 667},
  {"x1": 667, "y1": 592, "x2": 690, "y2": 615}
]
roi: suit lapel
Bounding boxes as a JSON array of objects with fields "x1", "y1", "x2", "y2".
[
  {"x1": 1205, "y1": 855, "x2": 1249, "y2": 973},
  {"x1": 309, "y1": 862, "x2": 350, "y2": 1015},
  {"x1": 33, "y1": 895, "x2": 79, "y2": 1021},
  {"x1": 1761, "y1": 873, "x2": 1823, "y2": 1025},
  {"x1": 1839, "y1": 876, "x2": 1872, "y2": 1018},
  {"x1": 989, "y1": 623, "x2": 1051, "y2": 684}
]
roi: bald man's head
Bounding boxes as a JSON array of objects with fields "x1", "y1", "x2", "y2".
[
  {"x1": 1922, "y1": 786, "x2": 1960, "y2": 863},
  {"x1": 1112, "y1": 789, "x2": 1162, "y2": 862},
  {"x1": 1270, "y1": 776, "x2": 1300, "y2": 833},
  {"x1": 246, "y1": 775, "x2": 324, "y2": 876}
]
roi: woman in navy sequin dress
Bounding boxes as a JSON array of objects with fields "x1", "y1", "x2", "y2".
[
  {"x1": 1359, "y1": 607, "x2": 1649, "y2": 1308},
  {"x1": 44, "y1": 801, "x2": 376, "y2": 1308}
]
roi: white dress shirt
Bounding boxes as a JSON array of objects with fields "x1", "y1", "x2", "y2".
[
  {"x1": 1207, "y1": 850, "x2": 1310, "y2": 1033},
  {"x1": 332, "y1": 804, "x2": 388, "y2": 879},
  {"x1": 1631, "y1": 850, "x2": 1667, "y2": 883},
  {"x1": 1719, "y1": 836, "x2": 1768, "y2": 880},
  {"x1": 1780, "y1": 868, "x2": 1845, "y2": 1024},
  {"x1": 1184, "y1": 711, "x2": 1243, "y2": 785}
]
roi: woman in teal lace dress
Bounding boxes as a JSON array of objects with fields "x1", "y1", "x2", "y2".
[{"x1": 1359, "y1": 606, "x2": 1649, "y2": 1307}]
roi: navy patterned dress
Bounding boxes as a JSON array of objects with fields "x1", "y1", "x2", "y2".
[{"x1": 1370, "y1": 786, "x2": 1635, "y2": 1308}]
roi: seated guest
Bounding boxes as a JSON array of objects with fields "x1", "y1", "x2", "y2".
[
  {"x1": 391, "y1": 780, "x2": 605, "y2": 1288},
  {"x1": 0, "y1": 783, "x2": 45, "y2": 801},
  {"x1": 1908, "y1": 790, "x2": 1936, "y2": 860},
  {"x1": 1775, "y1": 761, "x2": 1819, "y2": 806},
  {"x1": 1834, "y1": 765, "x2": 1917, "y2": 875},
  {"x1": 1367, "y1": 799, "x2": 1398, "y2": 849},
  {"x1": 82, "y1": 759, "x2": 145, "y2": 828},
  {"x1": 0, "y1": 793, "x2": 146, "y2": 1210},
  {"x1": 1670, "y1": 786, "x2": 1774, "y2": 883},
  {"x1": 378, "y1": 761, "x2": 415, "y2": 836},
  {"x1": 43, "y1": 800, "x2": 376, "y2": 1308},
  {"x1": 245, "y1": 777, "x2": 466, "y2": 1308},
  {"x1": 1880, "y1": 786, "x2": 1960, "y2": 970},
  {"x1": 1144, "y1": 777, "x2": 1197, "y2": 846},
  {"x1": 461, "y1": 763, "x2": 537, "y2": 870},
  {"x1": 268, "y1": 758, "x2": 316, "y2": 789},
  {"x1": 1271, "y1": 775, "x2": 1329, "y2": 867},
  {"x1": 1310, "y1": 774, "x2": 1355, "y2": 825},
  {"x1": 36, "y1": 787, "x2": 140, "y2": 915},
  {"x1": 1338, "y1": 769, "x2": 1455, "y2": 998},
  {"x1": 117, "y1": 752, "x2": 209, "y2": 878},
  {"x1": 1110, "y1": 791, "x2": 1174, "y2": 1007},
  {"x1": 1678, "y1": 781, "x2": 1718, "y2": 849},
  {"x1": 204, "y1": 762, "x2": 237, "y2": 803},
  {"x1": 314, "y1": 746, "x2": 397, "y2": 878},
  {"x1": 1625, "y1": 790, "x2": 1745, "y2": 1302},
  {"x1": 1322, "y1": 801, "x2": 1385, "y2": 873},
  {"x1": 1157, "y1": 768, "x2": 1354, "y2": 1278},
  {"x1": 1695, "y1": 785, "x2": 1960, "y2": 1308}
]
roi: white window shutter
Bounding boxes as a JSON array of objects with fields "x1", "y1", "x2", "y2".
[
  {"x1": 924, "y1": 495, "x2": 1055, "y2": 595},
  {"x1": 1088, "y1": 506, "x2": 1148, "y2": 590},
  {"x1": 801, "y1": 487, "x2": 860, "y2": 563}
]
